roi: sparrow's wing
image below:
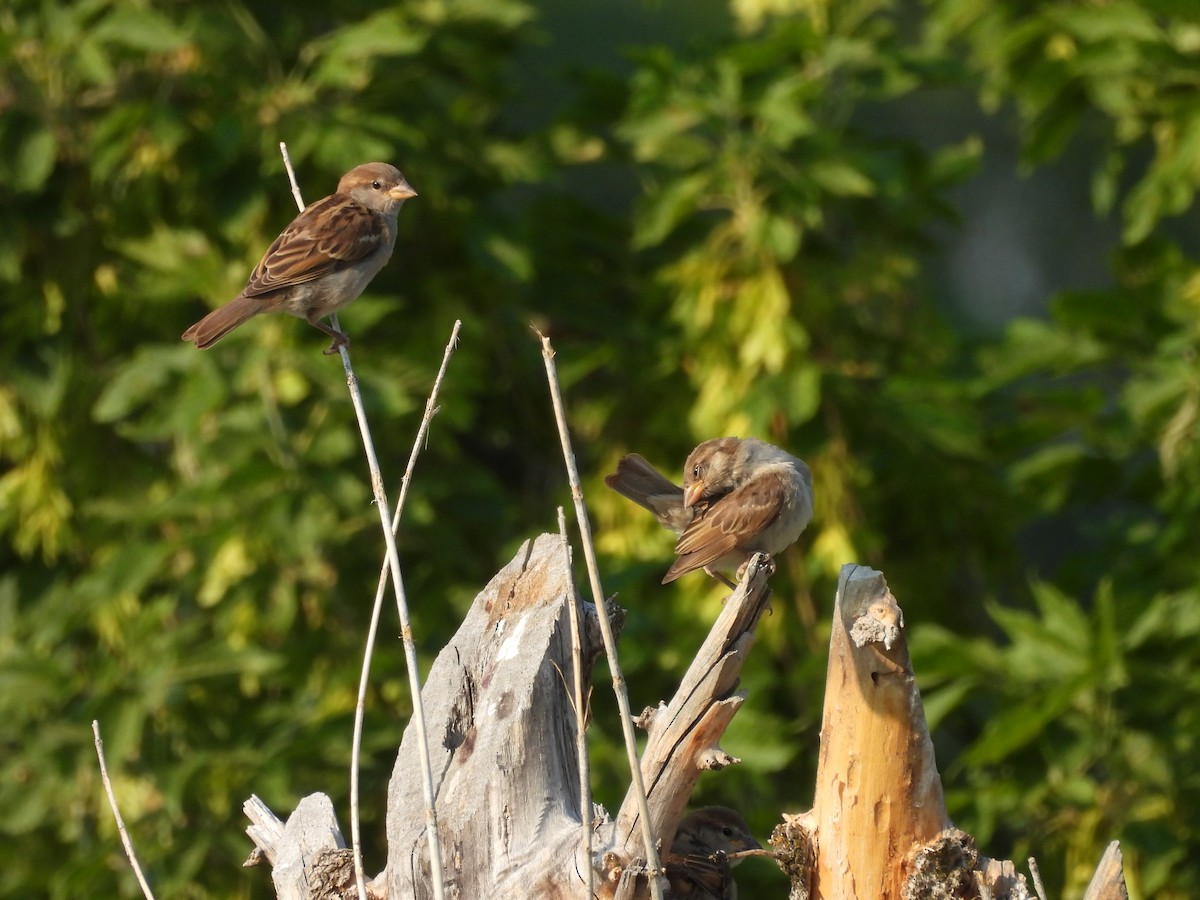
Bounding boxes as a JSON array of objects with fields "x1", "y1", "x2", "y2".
[
  {"x1": 664, "y1": 852, "x2": 734, "y2": 899},
  {"x1": 664, "y1": 472, "x2": 785, "y2": 582},
  {"x1": 242, "y1": 195, "x2": 389, "y2": 296},
  {"x1": 605, "y1": 454, "x2": 690, "y2": 532}
]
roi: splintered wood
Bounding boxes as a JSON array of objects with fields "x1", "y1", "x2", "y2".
[
  {"x1": 796, "y1": 565, "x2": 950, "y2": 899},
  {"x1": 382, "y1": 534, "x2": 596, "y2": 899},
  {"x1": 612, "y1": 554, "x2": 775, "y2": 898}
]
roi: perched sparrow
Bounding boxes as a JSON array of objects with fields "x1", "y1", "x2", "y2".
[
  {"x1": 664, "y1": 806, "x2": 761, "y2": 899},
  {"x1": 605, "y1": 437, "x2": 813, "y2": 586},
  {"x1": 182, "y1": 162, "x2": 416, "y2": 354}
]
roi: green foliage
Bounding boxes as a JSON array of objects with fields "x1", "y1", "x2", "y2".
[
  {"x1": 1, "y1": 0, "x2": 544, "y2": 896},
  {"x1": 924, "y1": 0, "x2": 1200, "y2": 243},
  {"x1": 912, "y1": 233, "x2": 1200, "y2": 897},
  {"x1": 1, "y1": 0, "x2": 1198, "y2": 898}
]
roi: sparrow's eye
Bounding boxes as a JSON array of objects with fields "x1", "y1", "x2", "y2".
[
  {"x1": 692, "y1": 464, "x2": 702, "y2": 479},
  {"x1": 722, "y1": 826, "x2": 733, "y2": 837},
  {"x1": 371, "y1": 180, "x2": 382, "y2": 190}
]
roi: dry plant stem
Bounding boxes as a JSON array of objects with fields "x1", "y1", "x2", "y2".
[
  {"x1": 1028, "y1": 857, "x2": 1048, "y2": 900},
  {"x1": 537, "y1": 332, "x2": 665, "y2": 900},
  {"x1": 558, "y1": 506, "x2": 595, "y2": 900},
  {"x1": 278, "y1": 143, "x2": 446, "y2": 900},
  {"x1": 279, "y1": 142, "x2": 306, "y2": 212},
  {"x1": 91, "y1": 720, "x2": 156, "y2": 900},
  {"x1": 348, "y1": 321, "x2": 462, "y2": 897}
]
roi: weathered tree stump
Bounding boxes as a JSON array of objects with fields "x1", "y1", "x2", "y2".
[
  {"x1": 382, "y1": 533, "x2": 596, "y2": 897},
  {"x1": 244, "y1": 793, "x2": 365, "y2": 899},
  {"x1": 769, "y1": 564, "x2": 1125, "y2": 900},
  {"x1": 794, "y1": 564, "x2": 951, "y2": 898},
  {"x1": 379, "y1": 534, "x2": 773, "y2": 898},
  {"x1": 243, "y1": 551, "x2": 1130, "y2": 900}
]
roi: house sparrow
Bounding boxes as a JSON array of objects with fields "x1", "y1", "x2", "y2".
[
  {"x1": 182, "y1": 162, "x2": 416, "y2": 354},
  {"x1": 664, "y1": 806, "x2": 761, "y2": 899},
  {"x1": 605, "y1": 437, "x2": 813, "y2": 586}
]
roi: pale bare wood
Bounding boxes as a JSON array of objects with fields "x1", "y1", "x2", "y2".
[
  {"x1": 611, "y1": 554, "x2": 775, "y2": 899},
  {"x1": 244, "y1": 793, "x2": 375, "y2": 900},
  {"x1": 1028, "y1": 856, "x2": 1049, "y2": 900},
  {"x1": 244, "y1": 794, "x2": 286, "y2": 867},
  {"x1": 807, "y1": 564, "x2": 949, "y2": 899},
  {"x1": 244, "y1": 534, "x2": 765, "y2": 899},
  {"x1": 381, "y1": 533, "x2": 603, "y2": 898},
  {"x1": 976, "y1": 856, "x2": 1032, "y2": 899},
  {"x1": 1082, "y1": 841, "x2": 1128, "y2": 900}
]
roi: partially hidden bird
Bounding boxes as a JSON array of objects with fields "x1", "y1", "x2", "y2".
[
  {"x1": 664, "y1": 806, "x2": 762, "y2": 899},
  {"x1": 605, "y1": 437, "x2": 813, "y2": 586},
  {"x1": 182, "y1": 162, "x2": 416, "y2": 354}
]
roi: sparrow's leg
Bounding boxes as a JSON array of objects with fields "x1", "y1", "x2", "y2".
[
  {"x1": 736, "y1": 555, "x2": 776, "y2": 581},
  {"x1": 305, "y1": 312, "x2": 351, "y2": 354},
  {"x1": 703, "y1": 567, "x2": 738, "y2": 590},
  {"x1": 734, "y1": 556, "x2": 776, "y2": 614}
]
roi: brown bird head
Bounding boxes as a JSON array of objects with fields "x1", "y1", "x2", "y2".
[
  {"x1": 673, "y1": 806, "x2": 762, "y2": 862},
  {"x1": 665, "y1": 807, "x2": 762, "y2": 899},
  {"x1": 681, "y1": 437, "x2": 745, "y2": 510},
  {"x1": 338, "y1": 162, "x2": 417, "y2": 214}
]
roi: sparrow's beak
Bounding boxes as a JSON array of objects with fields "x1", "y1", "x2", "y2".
[
  {"x1": 683, "y1": 480, "x2": 705, "y2": 509},
  {"x1": 390, "y1": 182, "x2": 418, "y2": 201},
  {"x1": 733, "y1": 834, "x2": 763, "y2": 852}
]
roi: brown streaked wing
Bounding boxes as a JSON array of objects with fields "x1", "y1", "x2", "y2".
[
  {"x1": 667, "y1": 473, "x2": 785, "y2": 576},
  {"x1": 664, "y1": 525, "x2": 741, "y2": 582},
  {"x1": 242, "y1": 196, "x2": 388, "y2": 296},
  {"x1": 664, "y1": 852, "x2": 734, "y2": 898}
]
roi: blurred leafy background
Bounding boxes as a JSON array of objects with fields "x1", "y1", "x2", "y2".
[{"x1": 1, "y1": 0, "x2": 1198, "y2": 897}]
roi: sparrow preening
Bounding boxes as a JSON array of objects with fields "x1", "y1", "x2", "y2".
[
  {"x1": 664, "y1": 806, "x2": 761, "y2": 899},
  {"x1": 182, "y1": 162, "x2": 416, "y2": 354},
  {"x1": 605, "y1": 437, "x2": 813, "y2": 586}
]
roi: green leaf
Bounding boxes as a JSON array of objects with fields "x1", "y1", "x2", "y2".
[
  {"x1": 964, "y1": 677, "x2": 1086, "y2": 765},
  {"x1": 91, "y1": 8, "x2": 188, "y2": 52},
  {"x1": 93, "y1": 346, "x2": 193, "y2": 423},
  {"x1": 808, "y1": 159, "x2": 875, "y2": 197},
  {"x1": 12, "y1": 124, "x2": 56, "y2": 193},
  {"x1": 634, "y1": 173, "x2": 713, "y2": 249}
]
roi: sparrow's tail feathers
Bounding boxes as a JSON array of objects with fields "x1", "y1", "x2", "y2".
[
  {"x1": 605, "y1": 454, "x2": 680, "y2": 505},
  {"x1": 182, "y1": 294, "x2": 267, "y2": 349},
  {"x1": 605, "y1": 454, "x2": 691, "y2": 531}
]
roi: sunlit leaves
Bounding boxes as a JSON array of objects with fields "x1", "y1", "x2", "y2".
[
  {"x1": 919, "y1": 573, "x2": 1199, "y2": 897},
  {"x1": 925, "y1": 0, "x2": 1200, "y2": 244},
  {"x1": 0, "y1": 0, "x2": 542, "y2": 896}
]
